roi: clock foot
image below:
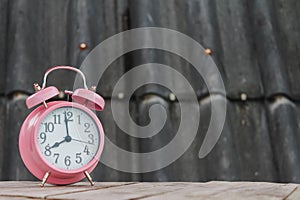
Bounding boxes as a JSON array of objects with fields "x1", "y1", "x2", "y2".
[
  {"x1": 84, "y1": 171, "x2": 95, "y2": 186},
  {"x1": 40, "y1": 171, "x2": 51, "y2": 187}
]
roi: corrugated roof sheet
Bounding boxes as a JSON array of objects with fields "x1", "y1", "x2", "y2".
[{"x1": 1, "y1": 0, "x2": 300, "y2": 183}]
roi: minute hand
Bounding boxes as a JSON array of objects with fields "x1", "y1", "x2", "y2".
[{"x1": 64, "y1": 112, "x2": 70, "y2": 137}]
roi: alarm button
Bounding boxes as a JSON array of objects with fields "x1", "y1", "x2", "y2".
[
  {"x1": 72, "y1": 89, "x2": 105, "y2": 111},
  {"x1": 26, "y1": 86, "x2": 59, "y2": 109}
]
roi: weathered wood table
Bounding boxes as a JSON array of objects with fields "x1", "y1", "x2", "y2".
[{"x1": 0, "y1": 181, "x2": 299, "y2": 199}]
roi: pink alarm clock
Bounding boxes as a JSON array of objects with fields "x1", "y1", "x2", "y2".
[{"x1": 19, "y1": 66, "x2": 105, "y2": 186}]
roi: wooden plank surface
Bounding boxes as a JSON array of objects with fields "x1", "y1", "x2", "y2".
[{"x1": 0, "y1": 181, "x2": 298, "y2": 200}]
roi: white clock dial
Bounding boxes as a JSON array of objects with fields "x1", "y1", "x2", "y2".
[{"x1": 37, "y1": 106, "x2": 100, "y2": 170}]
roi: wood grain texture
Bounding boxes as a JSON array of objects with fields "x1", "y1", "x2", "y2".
[{"x1": 0, "y1": 181, "x2": 298, "y2": 200}]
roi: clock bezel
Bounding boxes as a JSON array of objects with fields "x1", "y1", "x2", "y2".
[
  {"x1": 34, "y1": 102, "x2": 104, "y2": 174},
  {"x1": 33, "y1": 101, "x2": 105, "y2": 175}
]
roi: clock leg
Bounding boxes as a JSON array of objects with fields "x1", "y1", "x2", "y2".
[
  {"x1": 40, "y1": 171, "x2": 51, "y2": 187},
  {"x1": 84, "y1": 171, "x2": 95, "y2": 186}
]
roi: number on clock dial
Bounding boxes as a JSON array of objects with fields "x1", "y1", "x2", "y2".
[{"x1": 37, "y1": 107, "x2": 100, "y2": 170}]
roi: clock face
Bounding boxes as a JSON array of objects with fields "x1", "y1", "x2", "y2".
[{"x1": 37, "y1": 106, "x2": 100, "y2": 170}]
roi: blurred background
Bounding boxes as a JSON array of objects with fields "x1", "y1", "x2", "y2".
[{"x1": 1, "y1": 0, "x2": 300, "y2": 183}]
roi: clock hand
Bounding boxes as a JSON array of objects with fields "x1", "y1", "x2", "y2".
[
  {"x1": 49, "y1": 139, "x2": 66, "y2": 149},
  {"x1": 64, "y1": 112, "x2": 70, "y2": 137},
  {"x1": 72, "y1": 138, "x2": 92, "y2": 145}
]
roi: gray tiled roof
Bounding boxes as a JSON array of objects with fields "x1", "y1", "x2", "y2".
[{"x1": 1, "y1": 0, "x2": 300, "y2": 183}]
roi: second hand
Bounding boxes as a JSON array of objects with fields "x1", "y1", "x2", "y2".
[{"x1": 72, "y1": 138, "x2": 91, "y2": 145}]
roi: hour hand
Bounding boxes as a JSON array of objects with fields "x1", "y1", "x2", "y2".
[{"x1": 50, "y1": 139, "x2": 66, "y2": 149}]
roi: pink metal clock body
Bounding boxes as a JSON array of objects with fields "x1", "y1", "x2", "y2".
[
  {"x1": 19, "y1": 101, "x2": 105, "y2": 185},
  {"x1": 19, "y1": 66, "x2": 105, "y2": 185}
]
